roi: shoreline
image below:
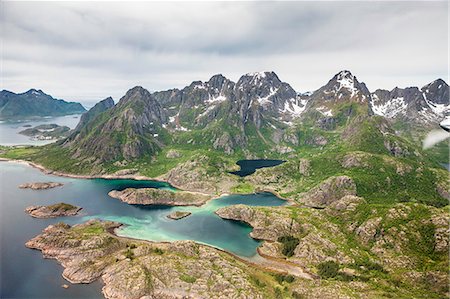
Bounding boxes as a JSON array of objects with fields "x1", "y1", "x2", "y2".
[
  {"x1": 0, "y1": 157, "x2": 293, "y2": 206},
  {"x1": 109, "y1": 223, "x2": 313, "y2": 279}
]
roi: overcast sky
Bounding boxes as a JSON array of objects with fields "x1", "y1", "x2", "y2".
[{"x1": 1, "y1": 1, "x2": 448, "y2": 105}]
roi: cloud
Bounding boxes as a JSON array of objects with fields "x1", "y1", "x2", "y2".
[{"x1": 1, "y1": 1, "x2": 448, "y2": 104}]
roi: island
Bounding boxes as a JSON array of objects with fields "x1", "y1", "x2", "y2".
[
  {"x1": 25, "y1": 203, "x2": 81, "y2": 218},
  {"x1": 108, "y1": 188, "x2": 213, "y2": 206},
  {"x1": 19, "y1": 124, "x2": 71, "y2": 141},
  {"x1": 25, "y1": 220, "x2": 274, "y2": 299},
  {"x1": 166, "y1": 211, "x2": 192, "y2": 220},
  {"x1": 19, "y1": 182, "x2": 64, "y2": 190}
]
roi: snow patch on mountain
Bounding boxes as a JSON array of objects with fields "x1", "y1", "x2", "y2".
[
  {"x1": 281, "y1": 98, "x2": 307, "y2": 116},
  {"x1": 336, "y1": 71, "x2": 357, "y2": 97},
  {"x1": 206, "y1": 95, "x2": 227, "y2": 104},
  {"x1": 316, "y1": 106, "x2": 333, "y2": 117},
  {"x1": 371, "y1": 96, "x2": 408, "y2": 118},
  {"x1": 256, "y1": 87, "x2": 278, "y2": 105}
]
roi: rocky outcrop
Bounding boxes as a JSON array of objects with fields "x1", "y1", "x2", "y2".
[
  {"x1": 215, "y1": 205, "x2": 351, "y2": 266},
  {"x1": 26, "y1": 220, "x2": 265, "y2": 299},
  {"x1": 108, "y1": 188, "x2": 212, "y2": 206},
  {"x1": 215, "y1": 205, "x2": 302, "y2": 241},
  {"x1": 25, "y1": 203, "x2": 81, "y2": 218},
  {"x1": 325, "y1": 195, "x2": 366, "y2": 214},
  {"x1": 165, "y1": 150, "x2": 182, "y2": 159},
  {"x1": 159, "y1": 155, "x2": 237, "y2": 194},
  {"x1": 341, "y1": 152, "x2": 369, "y2": 168},
  {"x1": 355, "y1": 217, "x2": 382, "y2": 245},
  {"x1": 299, "y1": 176, "x2": 357, "y2": 208},
  {"x1": 298, "y1": 159, "x2": 310, "y2": 176},
  {"x1": 166, "y1": 211, "x2": 191, "y2": 220},
  {"x1": 19, "y1": 182, "x2": 64, "y2": 190}
]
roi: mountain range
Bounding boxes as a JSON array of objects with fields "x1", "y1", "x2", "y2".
[
  {"x1": 0, "y1": 89, "x2": 86, "y2": 120},
  {"x1": 60, "y1": 70, "x2": 449, "y2": 163}
]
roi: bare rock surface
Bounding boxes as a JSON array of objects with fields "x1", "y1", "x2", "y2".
[
  {"x1": 19, "y1": 182, "x2": 64, "y2": 190},
  {"x1": 25, "y1": 203, "x2": 81, "y2": 218},
  {"x1": 158, "y1": 155, "x2": 237, "y2": 194},
  {"x1": 26, "y1": 220, "x2": 266, "y2": 299},
  {"x1": 167, "y1": 211, "x2": 192, "y2": 220},
  {"x1": 108, "y1": 188, "x2": 212, "y2": 206},
  {"x1": 299, "y1": 176, "x2": 357, "y2": 208}
]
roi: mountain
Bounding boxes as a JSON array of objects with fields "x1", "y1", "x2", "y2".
[
  {"x1": 64, "y1": 87, "x2": 168, "y2": 163},
  {"x1": 37, "y1": 71, "x2": 449, "y2": 165},
  {"x1": 370, "y1": 79, "x2": 449, "y2": 124},
  {"x1": 298, "y1": 70, "x2": 372, "y2": 130},
  {"x1": 2, "y1": 71, "x2": 449, "y2": 299},
  {"x1": 0, "y1": 89, "x2": 86, "y2": 120}
]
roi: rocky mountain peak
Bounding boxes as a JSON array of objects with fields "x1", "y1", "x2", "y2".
[
  {"x1": 307, "y1": 70, "x2": 371, "y2": 117},
  {"x1": 421, "y1": 78, "x2": 449, "y2": 106},
  {"x1": 238, "y1": 71, "x2": 281, "y2": 88},
  {"x1": 24, "y1": 89, "x2": 47, "y2": 97}
]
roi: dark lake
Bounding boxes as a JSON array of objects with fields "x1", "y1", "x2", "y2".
[{"x1": 229, "y1": 159, "x2": 285, "y2": 177}]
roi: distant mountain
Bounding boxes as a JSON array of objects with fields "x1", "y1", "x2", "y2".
[
  {"x1": 0, "y1": 89, "x2": 86, "y2": 120},
  {"x1": 61, "y1": 70, "x2": 449, "y2": 163},
  {"x1": 370, "y1": 79, "x2": 449, "y2": 124}
]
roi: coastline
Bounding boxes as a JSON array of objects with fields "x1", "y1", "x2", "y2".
[
  {"x1": 3, "y1": 157, "x2": 309, "y2": 279},
  {"x1": 109, "y1": 223, "x2": 313, "y2": 279},
  {"x1": 0, "y1": 157, "x2": 293, "y2": 206}
]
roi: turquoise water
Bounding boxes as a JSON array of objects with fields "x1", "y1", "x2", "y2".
[{"x1": 0, "y1": 161, "x2": 285, "y2": 298}]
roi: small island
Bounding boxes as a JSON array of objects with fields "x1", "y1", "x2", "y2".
[
  {"x1": 19, "y1": 182, "x2": 64, "y2": 190},
  {"x1": 25, "y1": 203, "x2": 81, "y2": 218},
  {"x1": 167, "y1": 211, "x2": 192, "y2": 220},
  {"x1": 108, "y1": 188, "x2": 212, "y2": 206},
  {"x1": 19, "y1": 124, "x2": 71, "y2": 141}
]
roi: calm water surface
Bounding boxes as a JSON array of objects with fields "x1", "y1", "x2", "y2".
[
  {"x1": 0, "y1": 114, "x2": 82, "y2": 146},
  {"x1": 0, "y1": 161, "x2": 285, "y2": 298},
  {"x1": 230, "y1": 159, "x2": 285, "y2": 177}
]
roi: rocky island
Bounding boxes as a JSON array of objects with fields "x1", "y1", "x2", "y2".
[
  {"x1": 19, "y1": 123, "x2": 71, "y2": 141},
  {"x1": 26, "y1": 220, "x2": 278, "y2": 299},
  {"x1": 25, "y1": 203, "x2": 81, "y2": 218},
  {"x1": 19, "y1": 182, "x2": 64, "y2": 190},
  {"x1": 166, "y1": 211, "x2": 192, "y2": 220},
  {"x1": 108, "y1": 188, "x2": 213, "y2": 206}
]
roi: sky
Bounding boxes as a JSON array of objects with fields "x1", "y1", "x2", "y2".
[{"x1": 1, "y1": 1, "x2": 448, "y2": 106}]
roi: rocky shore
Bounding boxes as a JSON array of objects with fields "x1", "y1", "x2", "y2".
[
  {"x1": 25, "y1": 203, "x2": 81, "y2": 218},
  {"x1": 25, "y1": 220, "x2": 273, "y2": 299},
  {"x1": 167, "y1": 211, "x2": 192, "y2": 220},
  {"x1": 108, "y1": 188, "x2": 213, "y2": 206},
  {"x1": 19, "y1": 182, "x2": 64, "y2": 190}
]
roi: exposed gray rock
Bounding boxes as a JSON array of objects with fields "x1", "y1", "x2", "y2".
[
  {"x1": 108, "y1": 188, "x2": 212, "y2": 207},
  {"x1": 165, "y1": 150, "x2": 182, "y2": 159},
  {"x1": 355, "y1": 217, "x2": 382, "y2": 245},
  {"x1": 299, "y1": 176, "x2": 357, "y2": 208},
  {"x1": 19, "y1": 182, "x2": 64, "y2": 190},
  {"x1": 298, "y1": 159, "x2": 310, "y2": 176},
  {"x1": 25, "y1": 203, "x2": 81, "y2": 218}
]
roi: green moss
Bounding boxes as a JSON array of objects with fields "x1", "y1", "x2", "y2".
[{"x1": 179, "y1": 274, "x2": 197, "y2": 283}]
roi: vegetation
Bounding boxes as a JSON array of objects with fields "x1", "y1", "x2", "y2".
[
  {"x1": 317, "y1": 261, "x2": 340, "y2": 279},
  {"x1": 277, "y1": 235, "x2": 300, "y2": 257},
  {"x1": 179, "y1": 274, "x2": 196, "y2": 283}
]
